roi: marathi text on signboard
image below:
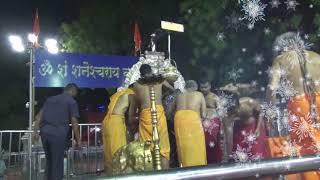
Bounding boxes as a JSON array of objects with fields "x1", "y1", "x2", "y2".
[{"x1": 34, "y1": 51, "x2": 138, "y2": 88}]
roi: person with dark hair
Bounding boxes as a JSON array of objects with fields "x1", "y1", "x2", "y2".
[
  {"x1": 34, "y1": 83, "x2": 81, "y2": 180},
  {"x1": 139, "y1": 64, "x2": 153, "y2": 78},
  {"x1": 174, "y1": 80, "x2": 207, "y2": 167},
  {"x1": 267, "y1": 32, "x2": 320, "y2": 179},
  {"x1": 130, "y1": 64, "x2": 174, "y2": 169},
  {"x1": 102, "y1": 86, "x2": 135, "y2": 174}
]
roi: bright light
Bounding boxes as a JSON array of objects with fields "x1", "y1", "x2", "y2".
[
  {"x1": 8, "y1": 35, "x2": 25, "y2": 52},
  {"x1": 45, "y1": 38, "x2": 59, "y2": 54},
  {"x1": 28, "y1": 33, "x2": 37, "y2": 43},
  {"x1": 12, "y1": 43, "x2": 25, "y2": 52}
]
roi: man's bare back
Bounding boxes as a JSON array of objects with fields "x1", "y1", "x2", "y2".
[
  {"x1": 269, "y1": 50, "x2": 320, "y2": 96},
  {"x1": 134, "y1": 82, "x2": 164, "y2": 110},
  {"x1": 176, "y1": 91, "x2": 206, "y2": 118}
]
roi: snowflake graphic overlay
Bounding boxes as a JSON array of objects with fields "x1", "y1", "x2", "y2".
[
  {"x1": 284, "y1": 0, "x2": 299, "y2": 10},
  {"x1": 260, "y1": 102, "x2": 279, "y2": 122},
  {"x1": 228, "y1": 68, "x2": 243, "y2": 81},
  {"x1": 241, "y1": 130, "x2": 258, "y2": 147},
  {"x1": 203, "y1": 119, "x2": 219, "y2": 136},
  {"x1": 216, "y1": 92, "x2": 236, "y2": 118},
  {"x1": 232, "y1": 145, "x2": 262, "y2": 163},
  {"x1": 216, "y1": 32, "x2": 225, "y2": 41},
  {"x1": 253, "y1": 53, "x2": 264, "y2": 64},
  {"x1": 272, "y1": 78, "x2": 298, "y2": 102},
  {"x1": 269, "y1": 0, "x2": 281, "y2": 8},
  {"x1": 240, "y1": 0, "x2": 267, "y2": 29},
  {"x1": 289, "y1": 113, "x2": 314, "y2": 143}
]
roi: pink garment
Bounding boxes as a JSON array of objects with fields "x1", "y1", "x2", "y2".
[
  {"x1": 233, "y1": 119, "x2": 269, "y2": 162},
  {"x1": 203, "y1": 117, "x2": 223, "y2": 163}
]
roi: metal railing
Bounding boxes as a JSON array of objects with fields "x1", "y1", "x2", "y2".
[
  {"x1": 0, "y1": 123, "x2": 103, "y2": 179},
  {"x1": 95, "y1": 155, "x2": 320, "y2": 180}
]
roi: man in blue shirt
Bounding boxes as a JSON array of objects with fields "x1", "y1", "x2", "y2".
[{"x1": 34, "y1": 83, "x2": 81, "y2": 180}]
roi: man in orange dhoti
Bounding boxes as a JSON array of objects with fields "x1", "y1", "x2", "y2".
[
  {"x1": 132, "y1": 64, "x2": 174, "y2": 169},
  {"x1": 174, "y1": 80, "x2": 207, "y2": 167},
  {"x1": 267, "y1": 32, "x2": 320, "y2": 180},
  {"x1": 102, "y1": 88, "x2": 135, "y2": 174}
]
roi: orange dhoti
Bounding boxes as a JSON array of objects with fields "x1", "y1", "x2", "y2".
[
  {"x1": 287, "y1": 95, "x2": 320, "y2": 180},
  {"x1": 174, "y1": 110, "x2": 207, "y2": 167},
  {"x1": 139, "y1": 105, "x2": 170, "y2": 160}
]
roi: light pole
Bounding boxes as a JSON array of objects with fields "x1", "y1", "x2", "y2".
[{"x1": 8, "y1": 34, "x2": 58, "y2": 180}]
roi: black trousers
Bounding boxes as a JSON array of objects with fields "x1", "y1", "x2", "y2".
[{"x1": 41, "y1": 133, "x2": 66, "y2": 180}]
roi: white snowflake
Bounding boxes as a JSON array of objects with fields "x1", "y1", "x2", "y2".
[
  {"x1": 304, "y1": 34, "x2": 309, "y2": 40},
  {"x1": 225, "y1": 12, "x2": 243, "y2": 31},
  {"x1": 264, "y1": 27, "x2": 271, "y2": 35},
  {"x1": 273, "y1": 79, "x2": 298, "y2": 101},
  {"x1": 216, "y1": 32, "x2": 225, "y2": 41},
  {"x1": 265, "y1": 67, "x2": 273, "y2": 77},
  {"x1": 240, "y1": 0, "x2": 267, "y2": 29},
  {"x1": 289, "y1": 113, "x2": 314, "y2": 142},
  {"x1": 309, "y1": 4, "x2": 314, "y2": 9},
  {"x1": 203, "y1": 119, "x2": 219, "y2": 135},
  {"x1": 242, "y1": 48, "x2": 247, "y2": 52},
  {"x1": 209, "y1": 141, "x2": 215, "y2": 148},
  {"x1": 232, "y1": 145, "x2": 251, "y2": 163},
  {"x1": 276, "y1": 65, "x2": 289, "y2": 77},
  {"x1": 261, "y1": 102, "x2": 279, "y2": 122},
  {"x1": 228, "y1": 68, "x2": 243, "y2": 81},
  {"x1": 217, "y1": 92, "x2": 236, "y2": 118},
  {"x1": 247, "y1": 23, "x2": 254, "y2": 30},
  {"x1": 253, "y1": 53, "x2": 264, "y2": 64},
  {"x1": 232, "y1": 145, "x2": 262, "y2": 163},
  {"x1": 241, "y1": 131, "x2": 258, "y2": 146},
  {"x1": 274, "y1": 33, "x2": 312, "y2": 54},
  {"x1": 269, "y1": 0, "x2": 281, "y2": 8},
  {"x1": 250, "y1": 80, "x2": 258, "y2": 87},
  {"x1": 284, "y1": 0, "x2": 299, "y2": 10}
]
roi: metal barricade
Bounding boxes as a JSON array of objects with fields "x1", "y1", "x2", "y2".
[{"x1": 0, "y1": 123, "x2": 103, "y2": 180}]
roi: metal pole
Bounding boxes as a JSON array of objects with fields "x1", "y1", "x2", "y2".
[
  {"x1": 96, "y1": 155, "x2": 320, "y2": 180},
  {"x1": 168, "y1": 33, "x2": 171, "y2": 60},
  {"x1": 28, "y1": 46, "x2": 34, "y2": 180}
]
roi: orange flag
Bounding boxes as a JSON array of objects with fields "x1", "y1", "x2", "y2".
[
  {"x1": 133, "y1": 22, "x2": 141, "y2": 56},
  {"x1": 33, "y1": 9, "x2": 40, "y2": 46}
]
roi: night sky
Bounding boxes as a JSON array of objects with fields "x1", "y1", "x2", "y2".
[{"x1": 0, "y1": 0, "x2": 80, "y2": 73}]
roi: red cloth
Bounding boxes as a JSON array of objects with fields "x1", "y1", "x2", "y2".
[
  {"x1": 133, "y1": 22, "x2": 141, "y2": 56},
  {"x1": 203, "y1": 118, "x2": 222, "y2": 163},
  {"x1": 233, "y1": 119, "x2": 269, "y2": 160}
]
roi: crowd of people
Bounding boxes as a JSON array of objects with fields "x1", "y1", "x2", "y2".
[{"x1": 34, "y1": 32, "x2": 320, "y2": 180}]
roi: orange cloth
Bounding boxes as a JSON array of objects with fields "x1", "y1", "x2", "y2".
[
  {"x1": 267, "y1": 95, "x2": 320, "y2": 180},
  {"x1": 287, "y1": 95, "x2": 320, "y2": 180},
  {"x1": 102, "y1": 88, "x2": 134, "y2": 173},
  {"x1": 139, "y1": 105, "x2": 170, "y2": 160},
  {"x1": 267, "y1": 137, "x2": 303, "y2": 180},
  {"x1": 174, "y1": 110, "x2": 207, "y2": 167}
]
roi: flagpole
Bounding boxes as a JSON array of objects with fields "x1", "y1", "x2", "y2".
[{"x1": 28, "y1": 43, "x2": 34, "y2": 180}]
